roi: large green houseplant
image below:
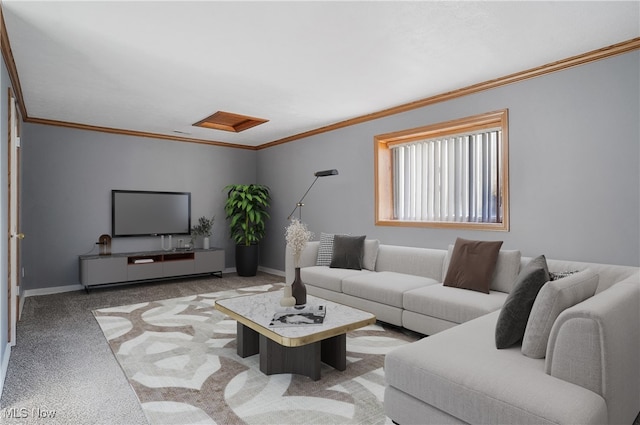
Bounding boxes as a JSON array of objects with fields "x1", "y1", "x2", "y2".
[{"x1": 224, "y1": 184, "x2": 271, "y2": 276}]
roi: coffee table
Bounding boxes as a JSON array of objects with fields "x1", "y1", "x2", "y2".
[{"x1": 214, "y1": 290, "x2": 376, "y2": 381}]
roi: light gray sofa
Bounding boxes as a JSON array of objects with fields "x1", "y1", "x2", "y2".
[
  {"x1": 286, "y1": 240, "x2": 521, "y2": 335},
  {"x1": 285, "y1": 240, "x2": 640, "y2": 424}
]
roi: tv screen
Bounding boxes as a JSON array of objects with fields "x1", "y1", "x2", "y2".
[{"x1": 112, "y1": 190, "x2": 191, "y2": 237}]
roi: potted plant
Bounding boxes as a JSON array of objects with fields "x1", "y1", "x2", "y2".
[
  {"x1": 224, "y1": 184, "x2": 271, "y2": 276},
  {"x1": 191, "y1": 216, "x2": 214, "y2": 249}
]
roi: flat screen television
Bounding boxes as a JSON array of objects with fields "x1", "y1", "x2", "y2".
[{"x1": 111, "y1": 190, "x2": 191, "y2": 237}]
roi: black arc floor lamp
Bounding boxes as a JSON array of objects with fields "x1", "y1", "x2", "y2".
[{"x1": 287, "y1": 169, "x2": 339, "y2": 221}]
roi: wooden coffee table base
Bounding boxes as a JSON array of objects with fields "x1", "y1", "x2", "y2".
[
  {"x1": 237, "y1": 322, "x2": 346, "y2": 381},
  {"x1": 215, "y1": 292, "x2": 375, "y2": 382}
]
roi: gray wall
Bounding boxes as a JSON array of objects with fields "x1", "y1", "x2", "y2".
[
  {"x1": 19, "y1": 50, "x2": 640, "y2": 293},
  {"x1": 21, "y1": 125, "x2": 257, "y2": 290},
  {"x1": 258, "y1": 51, "x2": 640, "y2": 269}
]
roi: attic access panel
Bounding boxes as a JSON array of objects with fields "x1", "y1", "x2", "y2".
[{"x1": 193, "y1": 111, "x2": 268, "y2": 133}]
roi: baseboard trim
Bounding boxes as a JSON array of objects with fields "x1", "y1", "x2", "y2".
[
  {"x1": 18, "y1": 295, "x2": 25, "y2": 319},
  {"x1": 258, "y1": 266, "x2": 285, "y2": 277},
  {"x1": 23, "y1": 284, "x2": 84, "y2": 298}
]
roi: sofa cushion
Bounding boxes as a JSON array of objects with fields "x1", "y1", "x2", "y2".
[
  {"x1": 342, "y1": 271, "x2": 438, "y2": 308},
  {"x1": 403, "y1": 284, "x2": 508, "y2": 325},
  {"x1": 316, "y1": 232, "x2": 335, "y2": 266},
  {"x1": 443, "y1": 238, "x2": 503, "y2": 294},
  {"x1": 330, "y1": 235, "x2": 365, "y2": 270},
  {"x1": 491, "y1": 250, "x2": 522, "y2": 293},
  {"x1": 384, "y1": 311, "x2": 608, "y2": 425},
  {"x1": 375, "y1": 245, "x2": 446, "y2": 279},
  {"x1": 521, "y1": 268, "x2": 599, "y2": 358},
  {"x1": 495, "y1": 255, "x2": 550, "y2": 349},
  {"x1": 363, "y1": 239, "x2": 380, "y2": 271},
  {"x1": 300, "y1": 266, "x2": 371, "y2": 293},
  {"x1": 444, "y1": 244, "x2": 520, "y2": 293},
  {"x1": 317, "y1": 233, "x2": 379, "y2": 271}
]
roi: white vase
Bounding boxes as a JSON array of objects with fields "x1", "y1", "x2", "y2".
[
  {"x1": 203, "y1": 237, "x2": 210, "y2": 250},
  {"x1": 280, "y1": 286, "x2": 296, "y2": 307}
]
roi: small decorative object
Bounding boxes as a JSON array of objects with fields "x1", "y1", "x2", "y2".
[
  {"x1": 285, "y1": 218, "x2": 313, "y2": 306},
  {"x1": 269, "y1": 304, "x2": 326, "y2": 327},
  {"x1": 98, "y1": 234, "x2": 111, "y2": 256},
  {"x1": 279, "y1": 285, "x2": 296, "y2": 307},
  {"x1": 161, "y1": 235, "x2": 172, "y2": 251},
  {"x1": 191, "y1": 215, "x2": 214, "y2": 249},
  {"x1": 291, "y1": 267, "x2": 306, "y2": 306}
]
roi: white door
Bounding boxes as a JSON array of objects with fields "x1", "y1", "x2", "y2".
[{"x1": 8, "y1": 88, "x2": 22, "y2": 346}]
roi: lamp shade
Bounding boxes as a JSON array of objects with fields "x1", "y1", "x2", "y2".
[{"x1": 314, "y1": 169, "x2": 339, "y2": 177}]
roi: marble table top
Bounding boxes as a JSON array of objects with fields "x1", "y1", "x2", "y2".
[{"x1": 214, "y1": 290, "x2": 376, "y2": 347}]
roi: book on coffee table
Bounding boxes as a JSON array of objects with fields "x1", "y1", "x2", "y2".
[{"x1": 269, "y1": 304, "x2": 326, "y2": 327}]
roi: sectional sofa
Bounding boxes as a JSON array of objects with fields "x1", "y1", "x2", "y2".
[{"x1": 284, "y1": 238, "x2": 640, "y2": 425}]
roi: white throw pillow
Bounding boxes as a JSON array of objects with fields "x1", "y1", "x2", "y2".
[
  {"x1": 491, "y1": 250, "x2": 522, "y2": 293},
  {"x1": 521, "y1": 268, "x2": 599, "y2": 358},
  {"x1": 316, "y1": 233, "x2": 335, "y2": 266},
  {"x1": 363, "y1": 239, "x2": 380, "y2": 271}
]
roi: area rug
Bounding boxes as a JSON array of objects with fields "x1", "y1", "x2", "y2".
[{"x1": 93, "y1": 284, "x2": 421, "y2": 425}]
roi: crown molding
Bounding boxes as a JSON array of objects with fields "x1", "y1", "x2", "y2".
[
  {"x1": 26, "y1": 117, "x2": 258, "y2": 150},
  {"x1": 258, "y1": 37, "x2": 640, "y2": 150}
]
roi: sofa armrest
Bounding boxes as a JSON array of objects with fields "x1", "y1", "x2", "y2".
[
  {"x1": 285, "y1": 241, "x2": 319, "y2": 284},
  {"x1": 545, "y1": 280, "x2": 640, "y2": 424}
]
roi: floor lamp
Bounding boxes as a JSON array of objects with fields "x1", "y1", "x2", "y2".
[{"x1": 287, "y1": 169, "x2": 339, "y2": 221}]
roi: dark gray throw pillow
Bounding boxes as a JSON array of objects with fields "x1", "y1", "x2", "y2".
[
  {"x1": 495, "y1": 255, "x2": 550, "y2": 349},
  {"x1": 330, "y1": 235, "x2": 365, "y2": 270}
]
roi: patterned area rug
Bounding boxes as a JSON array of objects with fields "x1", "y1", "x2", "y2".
[{"x1": 93, "y1": 284, "x2": 420, "y2": 425}]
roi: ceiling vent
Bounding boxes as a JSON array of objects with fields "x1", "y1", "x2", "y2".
[{"x1": 193, "y1": 111, "x2": 268, "y2": 133}]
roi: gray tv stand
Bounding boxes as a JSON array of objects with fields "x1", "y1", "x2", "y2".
[{"x1": 79, "y1": 248, "x2": 224, "y2": 290}]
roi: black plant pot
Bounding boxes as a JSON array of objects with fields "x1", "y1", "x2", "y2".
[{"x1": 235, "y1": 244, "x2": 259, "y2": 277}]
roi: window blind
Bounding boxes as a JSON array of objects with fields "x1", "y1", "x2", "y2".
[{"x1": 391, "y1": 130, "x2": 502, "y2": 223}]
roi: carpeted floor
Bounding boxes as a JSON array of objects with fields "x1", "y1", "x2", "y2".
[
  {"x1": 4, "y1": 273, "x2": 639, "y2": 425},
  {"x1": 0, "y1": 272, "x2": 283, "y2": 424}
]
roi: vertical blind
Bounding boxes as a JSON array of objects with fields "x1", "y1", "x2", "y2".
[{"x1": 391, "y1": 129, "x2": 502, "y2": 223}]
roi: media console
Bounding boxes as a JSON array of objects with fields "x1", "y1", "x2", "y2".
[{"x1": 79, "y1": 248, "x2": 224, "y2": 290}]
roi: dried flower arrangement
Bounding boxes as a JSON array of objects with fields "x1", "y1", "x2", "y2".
[{"x1": 285, "y1": 219, "x2": 313, "y2": 267}]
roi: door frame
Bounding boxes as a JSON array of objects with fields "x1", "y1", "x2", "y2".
[{"x1": 7, "y1": 87, "x2": 21, "y2": 346}]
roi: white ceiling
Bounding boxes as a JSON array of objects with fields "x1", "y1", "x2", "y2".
[{"x1": 2, "y1": 1, "x2": 639, "y2": 148}]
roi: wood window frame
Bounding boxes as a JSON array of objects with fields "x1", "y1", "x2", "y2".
[{"x1": 374, "y1": 109, "x2": 510, "y2": 231}]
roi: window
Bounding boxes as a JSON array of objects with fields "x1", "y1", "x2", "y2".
[{"x1": 375, "y1": 109, "x2": 509, "y2": 231}]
